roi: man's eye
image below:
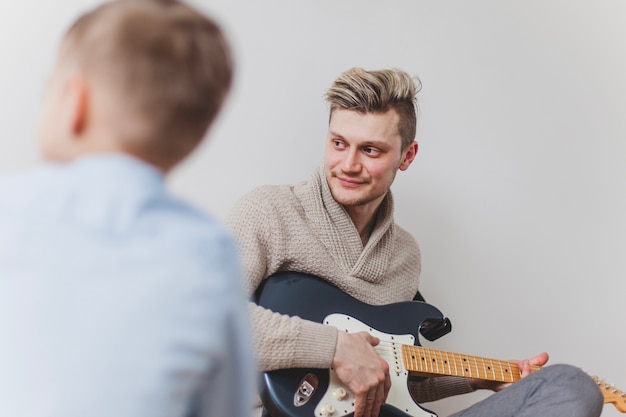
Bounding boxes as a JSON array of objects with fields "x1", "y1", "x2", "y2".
[{"x1": 364, "y1": 147, "x2": 380, "y2": 155}]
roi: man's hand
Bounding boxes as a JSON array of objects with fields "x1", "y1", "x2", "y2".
[
  {"x1": 471, "y1": 352, "x2": 550, "y2": 392},
  {"x1": 332, "y1": 331, "x2": 391, "y2": 417}
]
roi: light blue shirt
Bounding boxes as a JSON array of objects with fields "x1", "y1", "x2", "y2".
[{"x1": 0, "y1": 155, "x2": 255, "y2": 417}]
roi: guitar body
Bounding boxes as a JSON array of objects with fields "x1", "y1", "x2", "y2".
[{"x1": 254, "y1": 272, "x2": 452, "y2": 417}]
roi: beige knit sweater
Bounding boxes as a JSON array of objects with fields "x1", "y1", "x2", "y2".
[{"x1": 227, "y1": 164, "x2": 473, "y2": 412}]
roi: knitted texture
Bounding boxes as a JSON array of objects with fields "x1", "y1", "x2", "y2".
[{"x1": 227, "y1": 164, "x2": 473, "y2": 412}]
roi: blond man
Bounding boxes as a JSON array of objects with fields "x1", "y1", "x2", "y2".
[
  {"x1": 228, "y1": 68, "x2": 603, "y2": 417},
  {"x1": 0, "y1": 1, "x2": 254, "y2": 416}
]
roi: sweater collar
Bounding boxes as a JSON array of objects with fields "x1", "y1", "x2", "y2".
[{"x1": 298, "y1": 163, "x2": 395, "y2": 281}]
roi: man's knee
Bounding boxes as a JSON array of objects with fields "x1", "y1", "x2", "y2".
[{"x1": 541, "y1": 364, "x2": 604, "y2": 415}]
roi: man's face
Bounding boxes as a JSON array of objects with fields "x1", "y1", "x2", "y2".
[{"x1": 324, "y1": 108, "x2": 417, "y2": 213}]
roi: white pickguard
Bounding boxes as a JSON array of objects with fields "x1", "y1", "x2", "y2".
[{"x1": 315, "y1": 314, "x2": 436, "y2": 417}]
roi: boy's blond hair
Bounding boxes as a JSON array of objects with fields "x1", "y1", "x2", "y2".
[{"x1": 61, "y1": 0, "x2": 233, "y2": 167}]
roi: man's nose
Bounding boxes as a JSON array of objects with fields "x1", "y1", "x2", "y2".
[{"x1": 342, "y1": 149, "x2": 361, "y2": 173}]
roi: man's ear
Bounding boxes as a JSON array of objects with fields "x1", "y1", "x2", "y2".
[
  {"x1": 399, "y1": 141, "x2": 418, "y2": 171},
  {"x1": 64, "y1": 74, "x2": 90, "y2": 137}
]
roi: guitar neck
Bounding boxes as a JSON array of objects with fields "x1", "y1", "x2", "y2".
[
  {"x1": 402, "y1": 345, "x2": 540, "y2": 383},
  {"x1": 401, "y1": 344, "x2": 626, "y2": 412}
]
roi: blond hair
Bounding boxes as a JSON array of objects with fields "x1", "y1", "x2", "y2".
[
  {"x1": 325, "y1": 68, "x2": 421, "y2": 150},
  {"x1": 60, "y1": 0, "x2": 233, "y2": 168}
]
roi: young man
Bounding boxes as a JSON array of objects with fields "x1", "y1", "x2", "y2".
[
  {"x1": 227, "y1": 67, "x2": 603, "y2": 417},
  {"x1": 0, "y1": 1, "x2": 254, "y2": 416}
]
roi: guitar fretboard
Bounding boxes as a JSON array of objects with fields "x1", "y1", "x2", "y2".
[
  {"x1": 402, "y1": 345, "x2": 541, "y2": 382},
  {"x1": 401, "y1": 344, "x2": 626, "y2": 412}
]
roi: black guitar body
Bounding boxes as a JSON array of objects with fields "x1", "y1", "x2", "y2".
[{"x1": 254, "y1": 272, "x2": 452, "y2": 417}]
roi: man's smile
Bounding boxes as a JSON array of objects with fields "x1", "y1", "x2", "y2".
[{"x1": 337, "y1": 176, "x2": 367, "y2": 188}]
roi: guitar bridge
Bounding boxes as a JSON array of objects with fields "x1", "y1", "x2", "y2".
[{"x1": 293, "y1": 373, "x2": 318, "y2": 407}]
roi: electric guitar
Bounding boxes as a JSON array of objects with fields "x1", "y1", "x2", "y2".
[{"x1": 254, "y1": 271, "x2": 626, "y2": 417}]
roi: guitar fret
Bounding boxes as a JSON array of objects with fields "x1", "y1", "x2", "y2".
[
  {"x1": 435, "y1": 350, "x2": 444, "y2": 375},
  {"x1": 472, "y1": 356, "x2": 478, "y2": 378},
  {"x1": 462, "y1": 356, "x2": 470, "y2": 377},
  {"x1": 487, "y1": 358, "x2": 497, "y2": 381},
  {"x1": 497, "y1": 361, "x2": 513, "y2": 382},
  {"x1": 452, "y1": 352, "x2": 460, "y2": 377},
  {"x1": 426, "y1": 350, "x2": 435, "y2": 373},
  {"x1": 439, "y1": 350, "x2": 447, "y2": 375},
  {"x1": 480, "y1": 356, "x2": 488, "y2": 380},
  {"x1": 427, "y1": 349, "x2": 435, "y2": 374}
]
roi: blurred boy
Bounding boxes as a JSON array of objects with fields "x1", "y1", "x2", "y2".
[{"x1": 0, "y1": 1, "x2": 254, "y2": 416}]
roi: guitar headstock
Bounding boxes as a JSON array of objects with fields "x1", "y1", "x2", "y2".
[{"x1": 592, "y1": 376, "x2": 626, "y2": 413}]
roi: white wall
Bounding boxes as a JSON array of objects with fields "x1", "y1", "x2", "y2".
[{"x1": 1, "y1": 1, "x2": 624, "y2": 416}]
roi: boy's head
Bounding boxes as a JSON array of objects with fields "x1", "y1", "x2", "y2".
[{"x1": 38, "y1": 0, "x2": 233, "y2": 171}]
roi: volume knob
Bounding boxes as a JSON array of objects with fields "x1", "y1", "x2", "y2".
[
  {"x1": 333, "y1": 387, "x2": 347, "y2": 400},
  {"x1": 321, "y1": 404, "x2": 336, "y2": 416}
]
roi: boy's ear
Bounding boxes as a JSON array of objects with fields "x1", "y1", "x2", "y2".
[{"x1": 65, "y1": 74, "x2": 90, "y2": 137}]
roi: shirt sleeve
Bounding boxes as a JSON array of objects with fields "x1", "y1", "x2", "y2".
[{"x1": 193, "y1": 235, "x2": 257, "y2": 417}]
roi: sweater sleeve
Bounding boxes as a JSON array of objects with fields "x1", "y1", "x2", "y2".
[
  {"x1": 227, "y1": 189, "x2": 338, "y2": 371},
  {"x1": 248, "y1": 303, "x2": 337, "y2": 370},
  {"x1": 408, "y1": 376, "x2": 475, "y2": 403}
]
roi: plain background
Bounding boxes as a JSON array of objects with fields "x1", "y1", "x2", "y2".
[{"x1": 1, "y1": 1, "x2": 624, "y2": 416}]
